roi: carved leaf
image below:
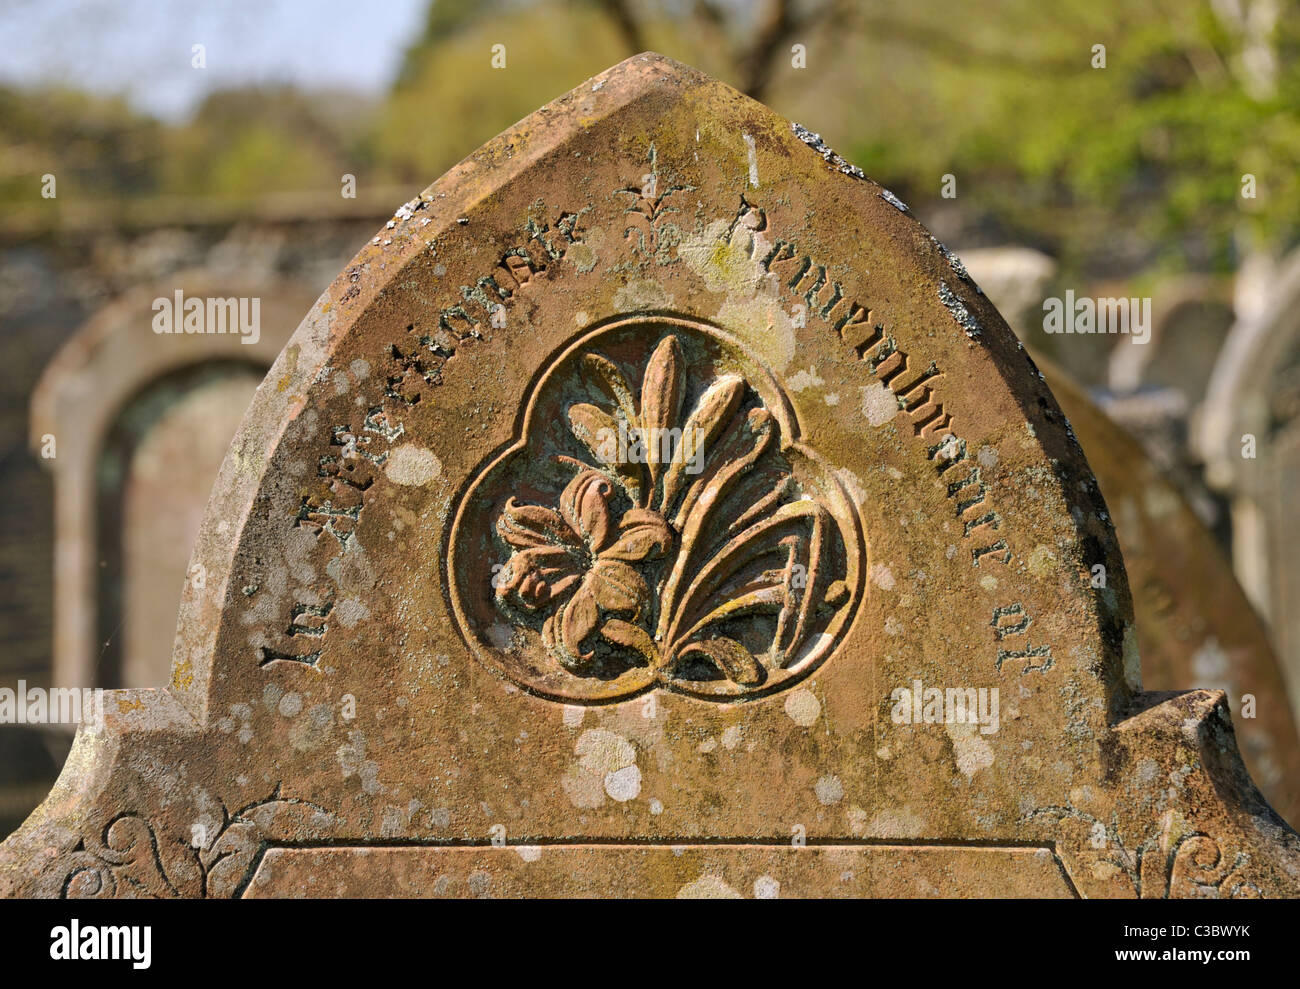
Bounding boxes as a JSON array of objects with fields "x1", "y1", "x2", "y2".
[
  {"x1": 603, "y1": 508, "x2": 672, "y2": 563},
  {"x1": 658, "y1": 373, "x2": 744, "y2": 513},
  {"x1": 569, "y1": 407, "x2": 630, "y2": 499},
  {"x1": 558, "y1": 470, "x2": 614, "y2": 551},
  {"x1": 495, "y1": 545, "x2": 583, "y2": 608},
  {"x1": 601, "y1": 618, "x2": 661, "y2": 666},
  {"x1": 662, "y1": 499, "x2": 828, "y2": 650},
  {"x1": 581, "y1": 353, "x2": 639, "y2": 427},
  {"x1": 545, "y1": 589, "x2": 601, "y2": 671},
  {"x1": 640, "y1": 335, "x2": 685, "y2": 491},
  {"x1": 497, "y1": 499, "x2": 580, "y2": 550},
  {"x1": 587, "y1": 558, "x2": 647, "y2": 614},
  {"x1": 678, "y1": 638, "x2": 765, "y2": 686},
  {"x1": 671, "y1": 408, "x2": 773, "y2": 530},
  {"x1": 675, "y1": 582, "x2": 786, "y2": 643}
]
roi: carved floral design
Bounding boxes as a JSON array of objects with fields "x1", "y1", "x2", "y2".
[
  {"x1": 35, "y1": 787, "x2": 333, "y2": 899},
  {"x1": 1029, "y1": 806, "x2": 1263, "y2": 898},
  {"x1": 616, "y1": 144, "x2": 692, "y2": 265},
  {"x1": 492, "y1": 333, "x2": 852, "y2": 691}
]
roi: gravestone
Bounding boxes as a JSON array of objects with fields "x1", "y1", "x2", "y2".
[
  {"x1": 1200, "y1": 246, "x2": 1300, "y2": 723},
  {"x1": 1107, "y1": 277, "x2": 1233, "y2": 398},
  {"x1": 1037, "y1": 355, "x2": 1300, "y2": 827},
  {"x1": 2, "y1": 54, "x2": 1297, "y2": 898}
]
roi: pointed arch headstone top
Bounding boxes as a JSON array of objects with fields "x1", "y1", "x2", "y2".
[{"x1": 2, "y1": 54, "x2": 1296, "y2": 898}]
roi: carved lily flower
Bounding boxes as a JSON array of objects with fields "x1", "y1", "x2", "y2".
[
  {"x1": 491, "y1": 333, "x2": 853, "y2": 692},
  {"x1": 496, "y1": 469, "x2": 672, "y2": 673}
]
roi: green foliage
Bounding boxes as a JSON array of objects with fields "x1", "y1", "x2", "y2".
[
  {"x1": 373, "y1": 1, "x2": 633, "y2": 182},
  {"x1": 2, "y1": 0, "x2": 1297, "y2": 287},
  {"x1": 812, "y1": 0, "x2": 1300, "y2": 275},
  {"x1": 0, "y1": 85, "x2": 162, "y2": 202},
  {"x1": 160, "y1": 86, "x2": 371, "y2": 199}
]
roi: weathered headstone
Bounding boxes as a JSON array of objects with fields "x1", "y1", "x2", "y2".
[
  {"x1": 3, "y1": 54, "x2": 1297, "y2": 898},
  {"x1": 1037, "y1": 355, "x2": 1300, "y2": 827}
]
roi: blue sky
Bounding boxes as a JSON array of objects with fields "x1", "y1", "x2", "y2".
[{"x1": 0, "y1": 0, "x2": 429, "y2": 120}]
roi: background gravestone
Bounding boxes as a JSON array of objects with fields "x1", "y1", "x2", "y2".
[
  {"x1": 1, "y1": 54, "x2": 1296, "y2": 898},
  {"x1": 1038, "y1": 357, "x2": 1300, "y2": 827},
  {"x1": 29, "y1": 275, "x2": 315, "y2": 692},
  {"x1": 1200, "y1": 249, "x2": 1300, "y2": 720}
]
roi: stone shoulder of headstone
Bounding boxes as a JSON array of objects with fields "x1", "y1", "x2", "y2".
[{"x1": 3, "y1": 54, "x2": 1297, "y2": 898}]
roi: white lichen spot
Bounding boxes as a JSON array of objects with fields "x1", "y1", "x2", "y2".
[
  {"x1": 815, "y1": 775, "x2": 844, "y2": 805},
  {"x1": 562, "y1": 705, "x2": 585, "y2": 728},
  {"x1": 721, "y1": 725, "x2": 743, "y2": 750},
  {"x1": 385, "y1": 443, "x2": 441, "y2": 486},
  {"x1": 677, "y1": 874, "x2": 743, "y2": 899},
  {"x1": 787, "y1": 366, "x2": 825, "y2": 392},
  {"x1": 649, "y1": 798, "x2": 664, "y2": 815},
  {"x1": 677, "y1": 217, "x2": 797, "y2": 373},
  {"x1": 847, "y1": 805, "x2": 870, "y2": 834},
  {"x1": 784, "y1": 688, "x2": 821, "y2": 727},
  {"x1": 869, "y1": 807, "x2": 926, "y2": 839},
  {"x1": 884, "y1": 615, "x2": 903, "y2": 636},
  {"x1": 577, "y1": 729, "x2": 636, "y2": 775},
  {"x1": 612, "y1": 279, "x2": 674, "y2": 312},
  {"x1": 980, "y1": 575, "x2": 998, "y2": 591},
  {"x1": 946, "y1": 721, "x2": 994, "y2": 778},
  {"x1": 278, "y1": 692, "x2": 303, "y2": 718},
  {"x1": 870, "y1": 562, "x2": 896, "y2": 591},
  {"x1": 332, "y1": 595, "x2": 370, "y2": 629},
  {"x1": 604, "y1": 764, "x2": 642, "y2": 802},
  {"x1": 563, "y1": 728, "x2": 640, "y2": 807},
  {"x1": 1136, "y1": 757, "x2": 1160, "y2": 786},
  {"x1": 1027, "y1": 544, "x2": 1057, "y2": 578},
  {"x1": 515, "y1": 845, "x2": 542, "y2": 862},
  {"x1": 824, "y1": 393, "x2": 840, "y2": 406},
  {"x1": 860, "y1": 382, "x2": 900, "y2": 426},
  {"x1": 753, "y1": 875, "x2": 780, "y2": 899},
  {"x1": 560, "y1": 761, "x2": 605, "y2": 809}
]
